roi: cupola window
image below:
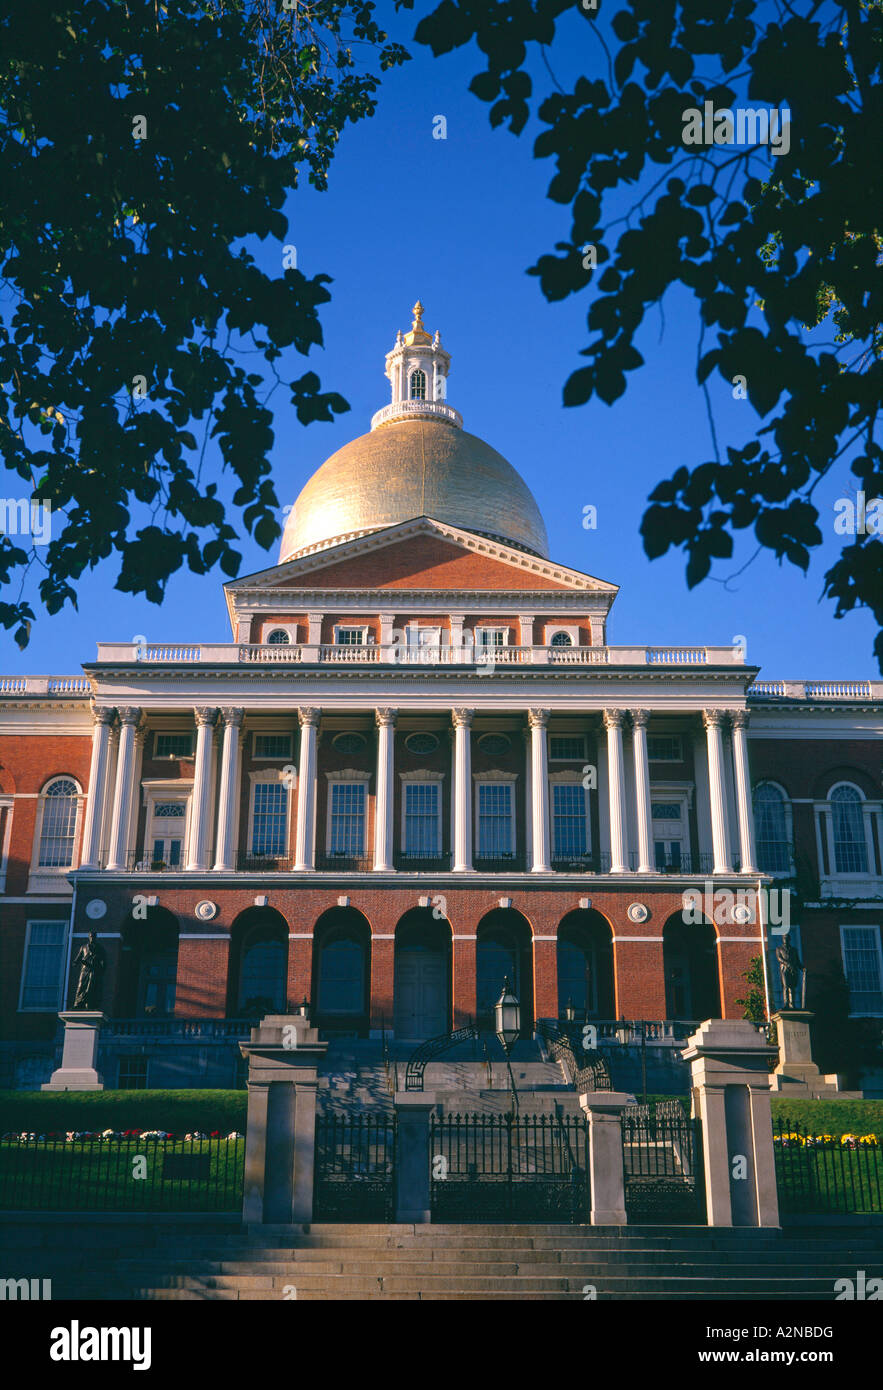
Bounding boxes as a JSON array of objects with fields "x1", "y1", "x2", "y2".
[{"x1": 409, "y1": 369, "x2": 426, "y2": 401}]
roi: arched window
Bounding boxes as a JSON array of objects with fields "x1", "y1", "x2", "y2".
[
  {"x1": 238, "y1": 933, "x2": 286, "y2": 1014},
  {"x1": 753, "y1": 783, "x2": 791, "y2": 873},
  {"x1": 37, "y1": 778, "x2": 79, "y2": 867},
  {"x1": 550, "y1": 631, "x2": 573, "y2": 647},
  {"x1": 831, "y1": 784, "x2": 868, "y2": 874},
  {"x1": 266, "y1": 629, "x2": 290, "y2": 646},
  {"x1": 409, "y1": 369, "x2": 426, "y2": 401}
]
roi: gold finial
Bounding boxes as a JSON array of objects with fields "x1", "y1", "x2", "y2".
[{"x1": 403, "y1": 299, "x2": 431, "y2": 346}]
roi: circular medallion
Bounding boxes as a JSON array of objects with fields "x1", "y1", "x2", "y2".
[
  {"x1": 627, "y1": 902, "x2": 649, "y2": 924},
  {"x1": 732, "y1": 902, "x2": 753, "y2": 925},
  {"x1": 195, "y1": 900, "x2": 218, "y2": 922},
  {"x1": 85, "y1": 899, "x2": 107, "y2": 921}
]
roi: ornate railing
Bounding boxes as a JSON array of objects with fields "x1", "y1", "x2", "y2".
[
  {"x1": 535, "y1": 1019, "x2": 612, "y2": 1092},
  {"x1": 405, "y1": 1025, "x2": 480, "y2": 1091}
]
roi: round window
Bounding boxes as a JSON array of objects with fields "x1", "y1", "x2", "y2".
[
  {"x1": 405, "y1": 732, "x2": 440, "y2": 755},
  {"x1": 266, "y1": 629, "x2": 290, "y2": 645},
  {"x1": 478, "y1": 733, "x2": 511, "y2": 756},
  {"x1": 333, "y1": 732, "x2": 367, "y2": 754}
]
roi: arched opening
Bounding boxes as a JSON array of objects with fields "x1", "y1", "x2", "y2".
[
  {"x1": 120, "y1": 907, "x2": 180, "y2": 1019},
  {"x1": 409, "y1": 369, "x2": 426, "y2": 401},
  {"x1": 830, "y1": 783, "x2": 869, "y2": 874},
  {"x1": 394, "y1": 908, "x2": 451, "y2": 1039},
  {"x1": 549, "y1": 630, "x2": 573, "y2": 647},
  {"x1": 37, "y1": 776, "x2": 81, "y2": 868},
  {"x1": 556, "y1": 910, "x2": 614, "y2": 1021},
  {"x1": 662, "y1": 914, "x2": 720, "y2": 1022},
  {"x1": 228, "y1": 907, "x2": 289, "y2": 1016},
  {"x1": 266, "y1": 628, "x2": 290, "y2": 646},
  {"x1": 753, "y1": 781, "x2": 791, "y2": 873},
  {"x1": 476, "y1": 908, "x2": 533, "y2": 1034},
  {"x1": 312, "y1": 906, "x2": 371, "y2": 1036}
]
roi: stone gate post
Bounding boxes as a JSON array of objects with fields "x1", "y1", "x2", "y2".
[
  {"x1": 239, "y1": 1015, "x2": 328, "y2": 1225},
  {"x1": 682, "y1": 1018, "x2": 780, "y2": 1228},
  {"x1": 579, "y1": 1091, "x2": 636, "y2": 1225},
  {"x1": 393, "y1": 1092, "x2": 436, "y2": 1223}
]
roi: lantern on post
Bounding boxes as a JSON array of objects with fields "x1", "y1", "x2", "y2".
[{"x1": 494, "y1": 977, "x2": 521, "y2": 1116}]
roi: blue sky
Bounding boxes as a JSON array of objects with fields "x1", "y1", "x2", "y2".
[{"x1": 2, "y1": 2, "x2": 875, "y2": 678}]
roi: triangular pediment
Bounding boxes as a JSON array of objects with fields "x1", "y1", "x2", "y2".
[{"x1": 225, "y1": 517, "x2": 618, "y2": 599}]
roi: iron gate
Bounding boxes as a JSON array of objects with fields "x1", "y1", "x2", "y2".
[
  {"x1": 429, "y1": 1112, "x2": 591, "y2": 1223},
  {"x1": 313, "y1": 1114, "x2": 396, "y2": 1222},
  {"x1": 621, "y1": 1101, "x2": 705, "y2": 1223}
]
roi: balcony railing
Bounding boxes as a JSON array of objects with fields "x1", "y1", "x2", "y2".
[
  {"x1": 393, "y1": 851, "x2": 453, "y2": 871},
  {"x1": 316, "y1": 852, "x2": 375, "y2": 872},
  {"x1": 235, "y1": 851, "x2": 293, "y2": 872},
  {"x1": 90, "y1": 641, "x2": 752, "y2": 668},
  {"x1": 473, "y1": 851, "x2": 527, "y2": 872},
  {"x1": 101, "y1": 1017, "x2": 258, "y2": 1040}
]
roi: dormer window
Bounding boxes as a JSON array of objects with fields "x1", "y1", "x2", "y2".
[
  {"x1": 266, "y1": 629, "x2": 290, "y2": 646},
  {"x1": 409, "y1": 369, "x2": 426, "y2": 401}
]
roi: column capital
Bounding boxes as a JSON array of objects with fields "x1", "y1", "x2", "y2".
[
  {"x1": 219, "y1": 706, "x2": 245, "y2": 728},
  {"x1": 702, "y1": 708, "x2": 726, "y2": 730},
  {"x1": 118, "y1": 705, "x2": 142, "y2": 726},
  {"x1": 298, "y1": 707, "x2": 321, "y2": 728},
  {"x1": 630, "y1": 709, "x2": 650, "y2": 729},
  {"x1": 194, "y1": 706, "x2": 218, "y2": 728},
  {"x1": 452, "y1": 708, "x2": 474, "y2": 729},
  {"x1": 90, "y1": 703, "x2": 116, "y2": 727},
  {"x1": 603, "y1": 708, "x2": 626, "y2": 731},
  {"x1": 375, "y1": 708, "x2": 398, "y2": 728},
  {"x1": 134, "y1": 725, "x2": 148, "y2": 749},
  {"x1": 528, "y1": 708, "x2": 551, "y2": 729},
  {"x1": 730, "y1": 708, "x2": 750, "y2": 731}
]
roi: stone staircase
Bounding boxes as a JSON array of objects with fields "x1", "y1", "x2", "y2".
[{"x1": 6, "y1": 1219, "x2": 882, "y2": 1300}]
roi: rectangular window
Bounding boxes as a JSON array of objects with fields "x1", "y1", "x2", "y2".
[
  {"x1": 841, "y1": 925, "x2": 883, "y2": 1015},
  {"x1": 647, "y1": 735, "x2": 683, "y2": 762},
  {"x1": 403, "y1": 783, "x2": 440, "y2": 856},
  {"x1": 335, "y1": 627, "x2": 365, "y2": 646},
  {"x1": 19, "y1": 921, "x2": 67, "y2": 1011},
  {"x1": 253, "y1": 733, "x2": 293, "y2": 760},
  {"x1": 118, "y1": 1056, "x2": 149, "y2": 1090},
  {"x1": 552, "y1": 784, "x2": 589, "y2": 858},
  {"x1": 549, "y1": 735, "x2": 586, "y2": 762},
  {"x1": 153, "y1": 733, "x2": 194, "y2": 758},
  {"x1": 477, "y1": 783, "x2": 514, "y2": 857},
  {"x1": 477, "y1": 627, "x2": 507, "y2": 649},
  {"x1": 329, "y1": 782, "x2": 366, "y2": 856},
  {"x1": 250, "y1": 782, "x2": 289, "y2": 857}
]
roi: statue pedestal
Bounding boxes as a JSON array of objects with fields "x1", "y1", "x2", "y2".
[
  {"x1": 42, "y1": 1012, "x2": 106, "y2": 1091},
  {"x1": 769, "y1": 1010, "x2": 844, "y2": 1096}
]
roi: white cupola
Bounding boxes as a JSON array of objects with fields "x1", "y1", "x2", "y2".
[{"x1": 370, "y1": 301, "x2": 463, "y2": 431}]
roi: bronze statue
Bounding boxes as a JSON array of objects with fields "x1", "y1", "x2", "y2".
[
  {"x1": 72, "y1": 930, "x2": 105, "y2": 1010},
  {"x1": 776, "y1": 935, "x2": 803, "y2": 1010}
]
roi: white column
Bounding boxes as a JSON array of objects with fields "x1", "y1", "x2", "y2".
[
  {"x1": 529, "y1": 708, "x2": 551, "y2": 872},
  {"x1": 730, "y1": 710, "x2": 757, "y2": 874},
  {"x1": 452, "y1": 708, "x2": 474, "y2": 872},
  {"x1": 106, "y1": 707, "x2": 141, "y2": 871},
  {"x1": 294, "y1": 707, "x2": 320, "y2": 871},
  {"x1": 80, "y1": 705, "x2": 115, "y2": 869},
  {"x1": 704, "y1": 710, "x2": 733, "y2": 874},
  {"x1": 213, "y1": 707, "x2": 244, "y2": 870},
  {"x1": 604, "y1": 709, "x2": 629, "y2": 873},
  {"x1": 374, "y1": 708, "x2": 397, "y2": 872},
  {"x1": 185, "y1": 707, "x2": 217, "y2": 870},
  {"x1": 523, "y1": 727, "x2": 533, "y2": 868},
  {"x1": 631, "y1": 709, "x2": 654, "y2": 874}
]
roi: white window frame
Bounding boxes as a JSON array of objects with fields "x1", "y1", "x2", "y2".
[
  {"x1": 399, "y1": 771, "x2": 444, "y2": 856},
  {"x1": 474, "y1": 774, "x2": 517, "y2": 858},
  {"x1": 252, "y1": 732, "x2": 294, "y2": 761},
  {"x1": 815, "y1": 781, "x2": 880, "y2": 893},
  {"x1": 549, "y1": 772, "x2": 592, "y2": 858},
  {"x1": 18, "y1": 919, "x2": 69, "y2": 1013},
  {"x1": 0, "y1": 796, "x2": 13, "y2": 893},
  {"x1": 549, "y1": 734, "x2": 587, "y2": 763},
  {"x1": 840, "y1": 923, "x2": 883, "y2": 1017},
  {"x1": 543, "y1": 624, "x2": 580, "y2": 647},
  {"x1": 152, "y1": 730, "x2": 194, "y2": 760},
  {"x1": 333, "y1": 624, "x2": 370, "y2": 646},
  {"x1": 247, "y1": 770, "x2": 292, "y2": 859},
  {"x1": 261, "y1": 623, "x2": 297, "y2": 646},
  {"x1": 646, "y1": 734, "x2": 684, "y2": 763},
  {"x1": 324, "y1": 771, "x2": 371, "y2": 855},
  {"x1": 140, "y1": 781, "x2": 193, "y2": 868},
  {"x1": 649, "y1": 783, "x2": 693, "y2": 868},
  {"x1": 475, "y1": 626, "x2": 510, "y2": 649},
  {"x1": 752, "y1": 780, "x2": 794, "y2": 877},
  {"x1": 29, "y1": 777, "x2": 85, "y2": 882}
]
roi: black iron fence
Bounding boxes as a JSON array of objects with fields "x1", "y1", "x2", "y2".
[
  {"x1": 429, "y1": 1112, "x2": 591, "y2": 1223},
  {"x1": 313, "y1": 1114, "x2": 396, "y2": 1222},
  {"x1": 773, "y1": 1120, "x2": 883, "y2": 1215},
  {"x1": 621, "y1": 1101, "x2": 705, "y2": 1224},
  {"x1": 0, "y1": 1133, "x2": 244, "y2": 1212}
]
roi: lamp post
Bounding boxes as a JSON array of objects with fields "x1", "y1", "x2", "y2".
[
  {"x1": 494, "y1": 977, "x2": 521, "y2": 1117},
  {"x1": 564, "y1": 997, "x2": 576, "y2": 1024}
]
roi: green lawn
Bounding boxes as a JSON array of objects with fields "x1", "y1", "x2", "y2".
[{"x1": 0, "y1": 1137, "x2": 244, "y2": 1212}]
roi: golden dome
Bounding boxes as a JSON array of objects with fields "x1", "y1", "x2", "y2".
[{"x1": 280, "y1": 417, "x2": 549, "y2": 561}]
